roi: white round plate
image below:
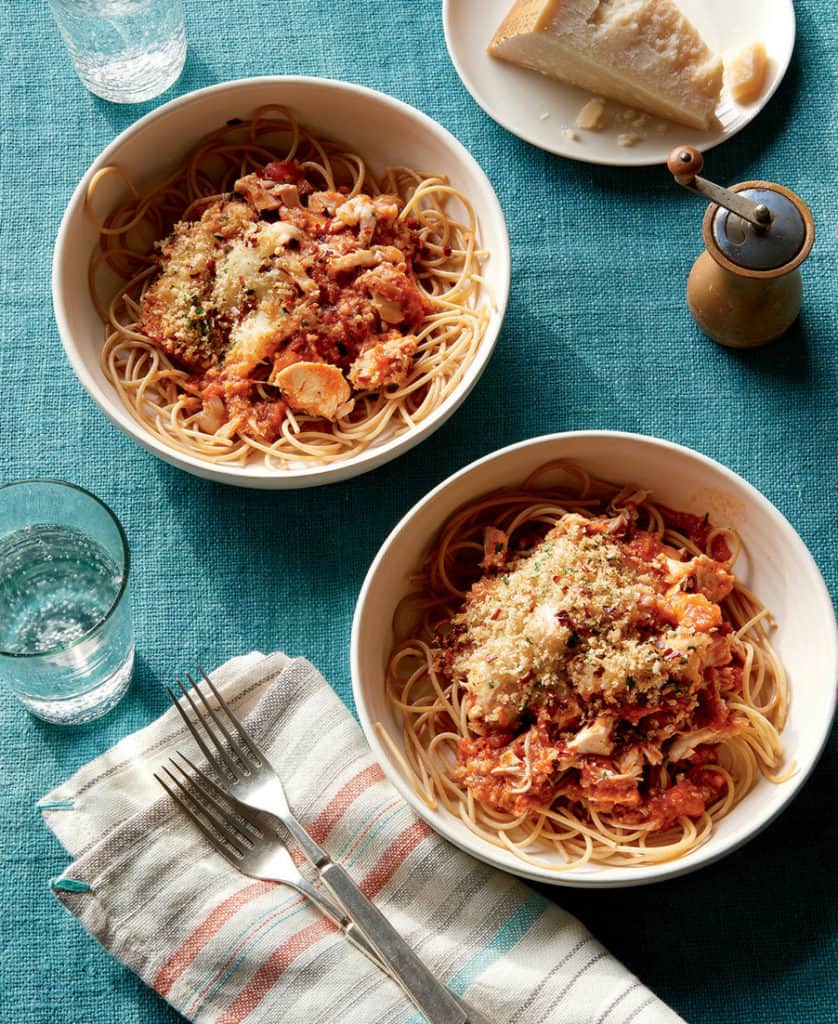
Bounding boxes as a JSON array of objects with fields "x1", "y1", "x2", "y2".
[
  {"x1": 443, "y1": 0, "x2": 796, "y2": 166},
  {"x1": 352, "y1": 432, "x2": 838, "y2": 887}
]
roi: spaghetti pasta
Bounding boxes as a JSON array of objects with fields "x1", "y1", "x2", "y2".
[
  {"x1": 385, "y1": 462, "x2": 788, "y2": 870},
  {"x1": 87, "y1": 108, "x2": 488, "y2": 469}
]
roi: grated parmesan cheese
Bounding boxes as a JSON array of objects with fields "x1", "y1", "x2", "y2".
[{"x1": 444, "y1": 513, "x2": 720, "y2": 727}]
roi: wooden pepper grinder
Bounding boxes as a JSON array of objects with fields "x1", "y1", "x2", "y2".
[{"x1": 667, "y1": 145, "x2": 815, "y2": 348}]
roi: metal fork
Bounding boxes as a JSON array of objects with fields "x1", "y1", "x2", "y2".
[
  {"x1": 154, "y1": 754, "x2": 391, "y2": 974},
  {"x1": 166, "y1": 668, "x2": 487, "y2": 1024}
]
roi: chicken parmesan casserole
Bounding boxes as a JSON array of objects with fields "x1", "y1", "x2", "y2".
[
  {"x1": 385, "y1": 462, "x2": 788, "y2": 869},
  {"x1": 87, "y1": 108, "x2": 488, "y2": 468}
]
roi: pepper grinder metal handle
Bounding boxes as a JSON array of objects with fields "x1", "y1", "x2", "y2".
[
  {"x1": 667, "y1": 147, "x2": 773, "y2": 230},
  {"x1": 667, "y1": 145, "x2": 815, "y2": 349}
]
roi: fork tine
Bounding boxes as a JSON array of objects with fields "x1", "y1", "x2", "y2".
[
  {"x1": 155, "y1": 769, "x2": 246, "y2": 861},
  {"x1": 160, "y1": 763, "x2": 250, "y2": 854},
  {"x1": 172, "y1": 752, "x2": 262, "y2": 840},
  {"x1": 176, "y1": 751, "x2": 304, "y2": 879},
  {"x1": 198, "y1": 665, "x2": 263, "y2": 767},
  {"x1": 173, "y1": 678, "x2": 240, "y2": 779},
  {"x1": 166, "y1": 686, "x2": 228, "y2": 778},
  {"x1": 187, "y1": 671, "x2": 258, "y2": 772}
]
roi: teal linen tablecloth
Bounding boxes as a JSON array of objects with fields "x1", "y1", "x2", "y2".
[{"x1": 1, "y1": 2, "x2": 835, "y2": 1022}]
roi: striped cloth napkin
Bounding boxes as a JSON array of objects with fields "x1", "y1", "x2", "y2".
[{"x1": 41, "y1": 652, "x2": 684, "y2": 1024}]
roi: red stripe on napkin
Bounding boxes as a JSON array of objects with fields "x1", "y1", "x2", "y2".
[
  {"x1": 360, "y1": 820, "x2": 432, "y2": 899},
  {"x1": 308, "y1": 763, "x2": 386, "y2": 843},
  {"x1": 216, "y1": 917, "x2": 338, "y2": 1024},
  {"x1": 153, "y1": 881, "x2": 275, "y2": 997},
  {"x1": 184, "y1": 895, "x2": 308, "y2": 1019}
]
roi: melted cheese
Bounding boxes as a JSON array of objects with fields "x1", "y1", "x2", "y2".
[
  {"x1": 227, "y1": 301, "x2": 296, "y2": 374},
  {"x1": 142, "y1": 203, "x2": 310, "y2": 370},
  {"x1": 489, "y1": 0, "x2": 723, "y2": 131},
  {"x1": 213, "y1": 221, "x2": 306, "y2": 308}
]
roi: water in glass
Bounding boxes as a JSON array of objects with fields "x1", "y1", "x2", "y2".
[
  {"x1": 0, "y1": 524, "x2": 133, "y2": 723},
  {"x1": 49, "y1": 0, "x2": 187, "y2": 104}
]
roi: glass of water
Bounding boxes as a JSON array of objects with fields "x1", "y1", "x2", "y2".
[
  {"x1": 47, "y1": 0, "x2": 187, "y2": 104},
  {"x1": 0, "y1": 480, "x2": 134, "y2": 724}
]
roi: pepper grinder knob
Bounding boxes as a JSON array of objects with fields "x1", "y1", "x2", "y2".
[{"x1": 667, "y1": 144, "x2": 704, "y2": 185}]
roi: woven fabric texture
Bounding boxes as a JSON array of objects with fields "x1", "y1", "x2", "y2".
[
  {"x1": 42, "y1": 653, "x2": 685, "y2": 1024},
  {"x1": 0, "y1": 1, "x2": 835, "y2": 1022}
]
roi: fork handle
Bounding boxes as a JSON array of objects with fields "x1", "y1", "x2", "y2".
[
  {"x1": 303, "y1": 881, "x2": 491, "y2": 1024},
  {"x1": 282, "y1": 814, "x2": 489, "y2": 1023},
  {"x1": 319, "y1": 860, "x2": 474, "y2": 1024},
  {"x1": 343, "y1": 923, "x2": 493, "y2": 1024},
  {"x1": 294, "y1": 861, "x2": 491, "y2": 1023}
]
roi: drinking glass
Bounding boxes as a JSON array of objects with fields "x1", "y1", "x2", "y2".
[
  {"x1": 0, "y1": 480, "x2": 134, "y2": 724},
  {"x1": 47, "y1": 0, "x2": 187, "y2": 104}
]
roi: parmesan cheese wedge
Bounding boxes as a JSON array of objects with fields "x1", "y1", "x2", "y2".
[{"x1": 488, "y1": 0, "x2": 723, "y2": 131}]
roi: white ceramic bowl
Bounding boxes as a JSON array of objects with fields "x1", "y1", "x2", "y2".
[
  {"x1": 351, "y1": 432, "x2": 838, "y2": 887},
  {"x1": 53, "y1": 77, "x2": 510, "y2": 489}
]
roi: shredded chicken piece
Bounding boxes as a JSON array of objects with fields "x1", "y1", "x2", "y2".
[
  {"x1": 668, "y1": 728, "x2": 727, "y2": 762},
  {"x1": 234, "y1": 173, "x2": 302, "y2": 211},
  {"x1": 308, "y1": 191, "x2": 344, "y2": 214},
  {"x1": 197, "y1": 394, "x2": 227, "y2": 434},
  {"x1": 348, "y1": 331, "x2": 417, "y2": 392},
  {"x1": 273, "y1": 362, "x2": 353, "y2": 421},
  {"x1": 481, "y1": 527, "x2": 509, "y2": 570},
  {"x1": 567, "y1": 716, "x2": 615, "y2": 755},
  {"x1": 333, "y1": 194, "x2": 400, "y2": 243}
]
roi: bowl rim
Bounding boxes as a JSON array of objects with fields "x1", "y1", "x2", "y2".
[
  {"x1": 350, "y1": 429, "x2": 838, "y2": 887},
  {"x1": 52, "y1": 75, "x2": 511, "y2": 488}
]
